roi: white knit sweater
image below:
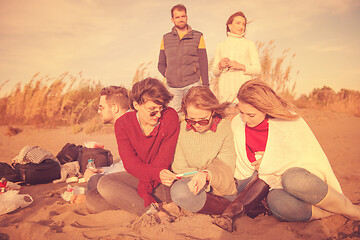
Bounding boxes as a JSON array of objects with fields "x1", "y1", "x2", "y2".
[
  {"x1": 231, "y1": 114, "x2": 342, "y2": 193},
  {"x1": 212, "y1": 33, "x2": 261, "y2": 103}
]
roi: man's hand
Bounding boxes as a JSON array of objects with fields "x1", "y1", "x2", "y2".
[{"x1": 159, "y1": 169, "x2": 177, "y2": 186}]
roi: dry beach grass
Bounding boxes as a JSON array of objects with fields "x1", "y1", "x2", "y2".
[{"x1": 0, "y1": 108, "x2": 359, "y2": 240}]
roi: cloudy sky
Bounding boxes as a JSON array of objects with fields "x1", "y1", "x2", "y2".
[{"x1": 0, "y1": 0, "x2": 359, "y2": 96}]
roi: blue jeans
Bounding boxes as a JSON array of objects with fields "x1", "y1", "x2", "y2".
[
  {"x1": 267, "y1": 167, "x2": 328, "y2": 222},
  {"x1": 167, "y1": 81, "x2": 201, "y2": 112},
  {"x1": 170, "y1": 178, "x2": 207, "y2": 212}
]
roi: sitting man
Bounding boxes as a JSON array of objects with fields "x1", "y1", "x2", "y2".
[
  {"x1": 76, "y1": 86, "x2": 130, "y2": 206},
  {"x1": 98, "y1": 86, "x2": 129, "y2": 124}
]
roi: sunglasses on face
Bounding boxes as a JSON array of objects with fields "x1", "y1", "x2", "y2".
[
  {"x1": 145, "y1": 106, "x2": 164, "y2": 117},
  {"x1": 185, "y1": 113, "x2": 213, "y2": 126}
]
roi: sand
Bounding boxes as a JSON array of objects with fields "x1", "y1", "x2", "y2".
[{"x1": 0, "y1": 108, "x2": 359, "y2": 240}]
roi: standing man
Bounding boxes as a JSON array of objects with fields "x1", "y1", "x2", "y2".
[{"x1": 158, "y1": 4, "x2": 209, "y2": 112}]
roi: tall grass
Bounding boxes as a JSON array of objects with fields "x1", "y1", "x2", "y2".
[
  {"x1": 1, "y1": 42, "x2": 358, "y2": 128},
  {"x1": 257, "y1": 40, "x2": 297, "y2": 100},
  {"x1": 0, "y1": 72, "x2": 102, "y2": 126},
  {"x1": 295, "y1": 86, "x2": 360, "y2": 117},
  {"x1": 132, "y1": 62, "x2": 152, "y2": 86}
]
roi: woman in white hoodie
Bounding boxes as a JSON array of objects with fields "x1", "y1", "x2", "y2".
[
  {"x1": 212, "y1": 11, "x2": 261, "y2": 111},
  {"x1": 213, "y1": 79, "x2": 360, "y2": 232}
]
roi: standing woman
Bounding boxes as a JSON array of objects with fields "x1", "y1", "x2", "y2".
[
  {"x1": 86, "y1": 78, "x2": 180, "y2": 216},
  {"x1": 212, "y1": 11, "x2": 261, "y2": 117},
  {"x1": 161, "y1": 86, "x2": 237, "y2": 214},
  {"x1": 213, "y1": 79, "x2": 360, "y2": 232}
]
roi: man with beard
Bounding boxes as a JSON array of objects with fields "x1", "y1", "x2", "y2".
[
  {"x1": 98, "y1": 86, "x2": 129, "y2": 124},
  {"x1": 83, "y1": 86, "x2": 129, "y2": 183},
  {"x1": 158, "y1": 4, "x2": 209, "y2": 113},
  {"x1": 71, "y1": 86, "x2": 130, "y2": 204}
]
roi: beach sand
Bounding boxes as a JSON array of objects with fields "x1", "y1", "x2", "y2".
[{"x1": 0, "y1": 108, "x2": 359, "y2": 240}]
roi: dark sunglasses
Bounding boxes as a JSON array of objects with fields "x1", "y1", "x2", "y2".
[
  {"x1": 145, "y1": 106, "x2": 164, "y2": 117},
  {"x1": 185, "y1": 115, "x2": 213, "y2": 126}
]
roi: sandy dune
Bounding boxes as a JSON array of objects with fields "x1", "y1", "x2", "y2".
[{"x1": 0, "y1": 108, "x2": 359, "y2": 240}]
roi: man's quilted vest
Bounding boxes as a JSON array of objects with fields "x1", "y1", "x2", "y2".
[{"x1": 163, "y1": 26, "x2": 203, "y2": 88}]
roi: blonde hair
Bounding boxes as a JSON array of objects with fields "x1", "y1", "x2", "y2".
[
  {"x1": 181, "y1": 86, "x2": 230, "y2": 119},
  {"x1": 237, "y1": 80, "x2": 299, "y2": 120}
]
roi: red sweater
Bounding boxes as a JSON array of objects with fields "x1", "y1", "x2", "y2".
[
  {"x1": 245, "y1": 119, "x2": 269, "y2": 163},
  {"x1": 114, "y1": 108, "x2": 180, "y2": 206}
]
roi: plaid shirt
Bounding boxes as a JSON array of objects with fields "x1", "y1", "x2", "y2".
[{"x1": 186, "y1": 116, "x2": 222, "y2": 132}]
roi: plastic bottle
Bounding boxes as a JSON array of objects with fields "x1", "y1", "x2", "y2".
[{"x1": 86, "y1": 159, "x2": 96, "y2": 170}]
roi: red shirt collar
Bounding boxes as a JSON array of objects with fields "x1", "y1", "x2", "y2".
[{"x1": 186, "y1": 116, "x2": 222, "y2": 132}]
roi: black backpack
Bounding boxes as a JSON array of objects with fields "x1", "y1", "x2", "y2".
[
  {"x1": 77, "y1": 147, "x2": 113, "y2": 174},
  {"x1": 13, "y1": 159, "x2": 61, "y2": 185},
  {"x1": 0, "y1": 162, "x2": 19, "y2": 182},
  {"x1": 56, "y1": 143, "x2": 82, "y2": 165}
]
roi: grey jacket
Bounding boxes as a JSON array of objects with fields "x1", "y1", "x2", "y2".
[{"x1": 158, "y1": 26, "x2": 209, "y2": 88}]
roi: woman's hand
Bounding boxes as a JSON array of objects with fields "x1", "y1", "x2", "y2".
[
  {"x1": 251, "y1": 151, "x2": 264, "y2": 171},
  {"x1": 159, "y1": 169, "x2": 177, "y2": 186},
  {"x1": 187, "y1": 172, "x2": 209, "y2": 195},
  {"x1": 228, "y1": 60, "x2": 246, "y2": 71},
  {"x1": 218, "y1": 58, "x2": 230, "y2": 70}
]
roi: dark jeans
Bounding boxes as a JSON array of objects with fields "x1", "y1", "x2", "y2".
[{"x1": 86, "y1": 171, "x2": 170, "y2": 216}]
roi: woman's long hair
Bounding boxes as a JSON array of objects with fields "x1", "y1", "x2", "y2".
[
  {"x1": 181, "y1": 86, "x2": 230, "y2": 119},
  {"x1": 237, "y1": 79, "x2": 299, "y2": 120}
]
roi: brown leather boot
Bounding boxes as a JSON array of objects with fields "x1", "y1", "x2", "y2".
[
  {"x1": 246, "y1": 198, "x2": 272, "y2": 219},
  {"x1": 196, "y1": 193, "x2": 231, "y2": 215},
  {"x1": 212, "y1": 176, "x2": 270, "y2": 232}
]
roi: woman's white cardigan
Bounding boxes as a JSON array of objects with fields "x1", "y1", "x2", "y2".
[{"x1": 231, "y1": 115, "x2": 342, "y2": 193}]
